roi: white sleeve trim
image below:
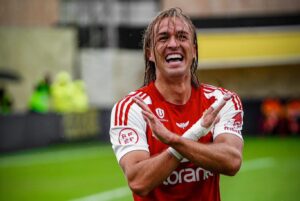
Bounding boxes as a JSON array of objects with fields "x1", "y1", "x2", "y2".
[
  {"x1": 114, "y1": 146, "x2": 149, "y2": 163},
  {"x1": 213, "y1": 132, "x2": 244, "y2": 141}
]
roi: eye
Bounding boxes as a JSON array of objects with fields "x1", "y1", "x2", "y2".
[
  {"x1": 177, "y1": 32, "x2": 188, "y2": 41},
  {"x1": 158, "y1": 35, "x2": 168, "y2": 42}
]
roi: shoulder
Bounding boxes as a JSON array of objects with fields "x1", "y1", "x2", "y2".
[
  {"x1": 114, "y1": 84, "x2": 153, "y2": 107},
  {"x1": 201, "y1": 83, "x2": 226, "y2": 98},
  {"x1": 113, "y1": 87, "x2": 153, "y2": 112},
  {"x1": 200, "y1": 84, "x2": 244, "y2": 138},
  {"x1": 200, "y1": 83, "x2": 243, "y2": 110},
  {"x1": 111, "y1": 88, "x2": 152, "y2": 127}
]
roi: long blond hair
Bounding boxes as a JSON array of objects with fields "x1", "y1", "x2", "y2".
[{"x1": 142, "y1": 8, "x2": 199, "y2": 87}]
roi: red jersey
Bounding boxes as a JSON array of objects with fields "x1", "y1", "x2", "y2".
[{"x1": 110, "y1": 82, "x2": 243, "y2": 201}]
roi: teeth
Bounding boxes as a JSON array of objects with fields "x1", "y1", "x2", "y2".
[{"x1": 166, "y1": 54, "x2": 182, "y2": 60}]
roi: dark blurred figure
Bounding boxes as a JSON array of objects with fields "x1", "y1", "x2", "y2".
[
  {"x1": 0, "y1": 87, "x2": 13, "y2": 114},
  {"x1": 261, "y1": 98, "x2": 285, "y2": 135},
  {"x1": 286, "y1": 99, "x2": 300, "y2": 135}
]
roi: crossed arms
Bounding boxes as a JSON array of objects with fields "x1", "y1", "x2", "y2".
[{"x1": 119, "y1": 95, "x2": 243, "y2": 196}]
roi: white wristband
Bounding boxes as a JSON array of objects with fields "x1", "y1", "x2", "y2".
[
  {"x1": 182, "y1": 93, "x2": 231, "y2": 140},
  {"x1": 167, "y1": 116, "x2": 211, "y2": 161},
  {"x1": 167, "y1": 147, "x2": 183, "y2": 160},
  {"x1": 167, "y1": 118, "x2": 210, "y2": 161},
  {"x1": 167, "y1": 94, "x2": 231, "y2": 161},
  {"x1": 182, "y1": 118, "x2": 212, "y2": 141}
]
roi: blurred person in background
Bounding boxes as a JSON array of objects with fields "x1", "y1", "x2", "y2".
[
  {"x1": 51, "y1": 71, "x2": 74, "y2": 113},
  {"x1": 28, "y1": 74, "x2": 51, "y2": 113},
  {"x1": 261, "y1": 98, "x2": 285, "y2": 135},
  {"x1": 51, "y1": 71, "x2": 89, "y2": 113},
  {"x1": 0, "y1": 87, "x2": 13, "y2": 114},
  {"x1": 72, "y1": 80, "x2": 89, "y2": 113},
  {"x1": 110, "y1": 8, "x2": 243, "y2": 201},
  {"x1": 286, "y1": 99, "x2": 300, "y2": 134}
]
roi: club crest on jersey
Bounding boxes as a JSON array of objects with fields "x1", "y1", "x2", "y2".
[
  {"x1": 155, "y1": 108, "x2": 165, "y2": 119},
  {"x1": 176, "y1": 121, "x2": 189, "y2": 129},
  {"x1": 118, "y1": 128, "x2": 139, "y2": 145}
]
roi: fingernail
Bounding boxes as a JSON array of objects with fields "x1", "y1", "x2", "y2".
[{"x1": 223, "y1": 93, "x2": 232, "y2": 101}]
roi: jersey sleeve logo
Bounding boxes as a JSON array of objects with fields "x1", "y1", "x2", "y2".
[
  {"x1": 118, "y1": 128, "x2": 139, "y2": 145},
  {"x1": 224, "y1": 113, "x2": 243, "y2": 134}
]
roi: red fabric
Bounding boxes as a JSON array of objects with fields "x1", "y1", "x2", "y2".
[{"x1": 132, "y1": 82, "x2": 221, "y2": 201}]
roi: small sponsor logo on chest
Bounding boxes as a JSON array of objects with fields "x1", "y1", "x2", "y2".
[{"x1": 176, "y1": 121, "x2": 190, "y2": 129}]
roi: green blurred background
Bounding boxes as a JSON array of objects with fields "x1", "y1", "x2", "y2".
[
  {"x1": 1, "y1": 0, "x2": 300, "y2": 201},
  {"x1": 1, "y1": 137, "x2": 299, "y2": 201}
]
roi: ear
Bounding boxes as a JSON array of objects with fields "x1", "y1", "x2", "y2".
[
  {"x1": 147, "y1": 48, "x2": 155, "y2": 62},
  {"x1": 192, "y1": 44, "x2": 197, "y2": 59}
]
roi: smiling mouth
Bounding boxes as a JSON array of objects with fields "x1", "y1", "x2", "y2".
[{"x1": 165, "y1": 54, "x2": 183, "y2": 63}]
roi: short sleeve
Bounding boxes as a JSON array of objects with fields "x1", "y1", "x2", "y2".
[
  {"x1": 213, "y1": 93, "x2": 244, "y2": 140},
  {"x1": 110, "y1": 96, "x2": 149, "y2": 163}
]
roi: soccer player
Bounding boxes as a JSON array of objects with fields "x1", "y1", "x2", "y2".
[{"x1": 110, "y1": 8, "x2": 244, "y2": 201}]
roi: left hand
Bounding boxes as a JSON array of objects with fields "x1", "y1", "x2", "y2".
[
  {"x1": 133, "y1": 96, "x2": 175, "y2": 144},
  {"x1": 200, "y1": 93, "x2": 232, "y2": 128}
]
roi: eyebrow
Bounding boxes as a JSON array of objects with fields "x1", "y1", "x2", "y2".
[
  {"x1": 157, "y1": 29, "x2": 189, "y2": 37},
  {"x1": 177, "y1": 30, "x2": 189, "y2": 35},
  {"x1": 157, "y1": 31, "x2": 168, "y2": 36}
]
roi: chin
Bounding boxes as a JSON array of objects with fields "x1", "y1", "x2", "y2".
[{"x1": 167, "y1": 68, "x2": 189, "y2": 78}]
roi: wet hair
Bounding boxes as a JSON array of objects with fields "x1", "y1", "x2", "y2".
[{"x1": 142, "y1": 7, "x2": 199, "y2": 87}]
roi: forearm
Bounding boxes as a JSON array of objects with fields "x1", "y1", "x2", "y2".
[
  {"x1": 121, "y1": 150, "x2": 179, "y2": 196},
  {"x1": 169, "y1": 134, "x2": 243, "y2": 176}
]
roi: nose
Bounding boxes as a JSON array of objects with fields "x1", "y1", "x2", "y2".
[{"x1": 167, "y1": 36, "x2": 179, "y2": 49}]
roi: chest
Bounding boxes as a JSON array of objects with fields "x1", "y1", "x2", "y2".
[{"x1": 146, "y1": 96, "x2": 213, "y2": 155}]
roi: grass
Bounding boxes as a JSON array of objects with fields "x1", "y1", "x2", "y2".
[
  {"x1": 0, "y1": 142, "x2": 128, "y2": 201},
  {"x1": 0, "y1": 137, "x2": 299, "y2": 201},
  {"x1": 221, "y1": 137, "x2": 300, "y2": 201}
]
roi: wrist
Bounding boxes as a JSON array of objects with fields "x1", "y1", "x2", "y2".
[
  {"x1": 166, "y1": 135, "x2": 183, "y2": 161},
  {"x1": 182, "y1": 118, "x2": 211, "y2": 141},
  {"x1": 167, "y1": 132, "x2": 181, "y2": 145},
  {"x1": 167, "y1": 147, "x2": 183, "y2": 161}
]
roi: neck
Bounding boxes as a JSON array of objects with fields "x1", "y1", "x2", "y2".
[{"x1": 155, "y1": 77, "x2": 192, "y2": 105}]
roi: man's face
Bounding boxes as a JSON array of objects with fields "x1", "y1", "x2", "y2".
[{"x1": 149, "y1": 17, "x2": 196, "y2": 80}]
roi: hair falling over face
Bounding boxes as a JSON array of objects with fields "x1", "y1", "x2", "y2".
[{"x1": 142, "y1": 8, "x2": 199, "y2": 87}]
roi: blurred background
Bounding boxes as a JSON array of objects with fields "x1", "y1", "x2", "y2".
[{"x1": 0, "y1": 0, "x2": 300, "y2": 201}]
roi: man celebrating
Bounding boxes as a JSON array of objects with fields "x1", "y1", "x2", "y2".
[{"x1": 110, "y1": 8, "x2": 244, "y2": 201}]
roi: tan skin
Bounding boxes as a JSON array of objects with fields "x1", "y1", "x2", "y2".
[{"x1": 119, "y1": 17, "x2": 243, "y2": 197}]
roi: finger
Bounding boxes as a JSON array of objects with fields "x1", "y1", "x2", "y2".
[
  {"x1": 204, "y1": 108, "x2": 212, "y2": 116},
  {"x1": 152, "y1": 133, "x2": 159, "y2": 140},
  {"x1": 212, "y1": 101, "x2": 226, "y2": 115},
  {"x1": 142, "y1": 111, "x2": 154, "y2": 126},
  {"x1": 203, "y1": 101, "x2": 224, "y2": 119},
  {"x1": 141, "y1": 112, "x2": 159, "y2": 140},
  {"x1": 214, "y1": 115, "x2": 221, "y2": 124},
  {"x1": 211, "y1": 93, "x2": 232, "y2": 110},
  {"x1": 134, "y1": 95, "x2": 144, "y2": 102},
  {"x1": 132, "y1": 96, "x2": 145, "y2": 108},
  {"x1": 211, "y1": 93, "x2": 232, "y2": 115},
  {"x1": 133, "y1": 97, "x2": 152, "y2": 113},
  {"x1": 141, "y1": 112, "x2": 148, "y2": 122},
  {"x1": 142, "y1": 110, "x2": 155, "y2": 121}
]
